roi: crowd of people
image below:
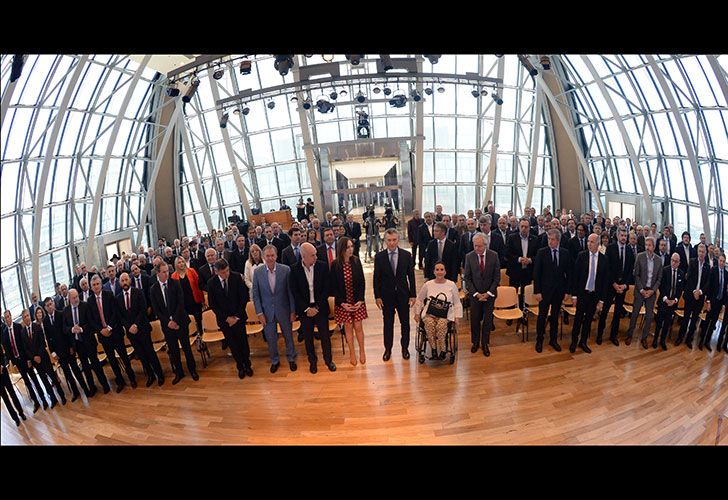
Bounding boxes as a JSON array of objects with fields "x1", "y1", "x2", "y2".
[{"x1": 2, "y1": 201, "x2": 726, "y2": 428}]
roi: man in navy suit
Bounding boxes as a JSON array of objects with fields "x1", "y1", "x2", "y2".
[
  {"x1": 653, "y1": 253, "x2": 685, "y2": 350},
  {"x1": 596, "y1": 228, "x2": 635, "y2": 346},
  {"x1": 102, "y1": 264, "x2": 123, "y2": 296},
  {"x1": 532, "y1": 229, "x2": 571, "y2": 353},
  {"x1": 676, "y1": 231, "x2": 697, "y2": 273},
  {"x1": 569, "y1": 233, "x2": 608, "y2": 354}
]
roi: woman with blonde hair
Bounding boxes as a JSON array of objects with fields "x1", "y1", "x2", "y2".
[
  {"x1": 171, "y1": 256, "x2": 205, "y2": 334},
  {"x1": 244, "y1": 244, "x2": 264, "y2": 292}
]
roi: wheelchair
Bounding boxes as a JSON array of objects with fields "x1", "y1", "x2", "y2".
[{"x1": 415, "y1": 312, "x2": 458, "y2": 365}]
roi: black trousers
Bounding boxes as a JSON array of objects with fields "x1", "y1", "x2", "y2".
[
  {"x1": 128, "y1": 331, "x2": 164, "y2": 380},
  {"x1": 1, "y1": 369, "x2": 24, "y2": 421},
  {"x1": 677, "y1": 295, "x2": 705, "y2": 343},
  {"x1": 699, "y1": 302, "x2": 724, "y2": 347},
  {"x1": 470, "y1": 294, "x2": 495, "y2": 347},
  {"x1": 383, "y1": 297, "x2": 411, "y2": 350},
  {"x1": 300, "y1": 309, "x2": 332, "y2": 366},
  {"x1": 410, "y1": 242, "x2": 418, "y2": 265},
  {"x1": 162, "y1": 322, "x2": 197, "y2": 376},
  {"x1": 32, "y1": 353, "x2": 65, "y2": 402},
  {"x1": 536, "y1": 291, "x2": 564, "y2": 344},
  {"x1": 75, "y1": 340, "x2": 110, "y2": 392},
  {"x1": 571, "y1": 291, "x2": 600, "y2": 345},
  {"x1": 597, "y1": 285, "x2": 628, "y2": 340},
  {"x1": 98, "y1": 330, "x2": 136, "y2": 386},
  {"x1": 56, "y1": 352, "x2": 88, "y2": 396},
  {"x1": 418, "y1": 244, "x2": 427, "y2": 267},
  {"x1": 9, "y1": 358, "x2": 45, "y2": 405},
  {"x1": 655, "y1": 300, "x2": 678, "y2": 344},
  {"x1": 220, "y1": 321, "x2": 251, "y2": 372}
]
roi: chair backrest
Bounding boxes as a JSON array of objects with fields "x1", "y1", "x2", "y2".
[
  {"x1": 201, "y1": 309, "x2": 219, "y2": 332},
  {"x1": 245, "y1": 301, "x2": 259, "y2": 322},
  {"x1": 500, "y1": 268, "x2": 509, "y2": 287},
  {"x1": 677, "y1": 295, "x2": 685, "y2": 310},
  {"x1": 562, "y1": 295, "x2": 574, "y2": 307},
  {"x1": 624, "y1": 286, "x2": 635, "y2": 305},
  {"x1": 494, "y1": 285, "x2": 518, "y2": 308},
  {"x1": 523, "y1": 283, "x2": 536, "y2": 306},
  {"x1": 150, "y1": 320, "x2": 165, "y2": 343},
  {"x1": 328, "y1": 296, "x2": 336, "y2": 319},
  {"x1": 188, "y1": 314, "x2": 198, "y2": 335}
]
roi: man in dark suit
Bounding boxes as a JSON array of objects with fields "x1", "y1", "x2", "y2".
[
  {"x1": 130, "y1": 264, "x2": 152, "y2": 308},
  {"x1": 463, "y1": 233, "x2": 500, "y2": 357},
  {"x1": 229, "y1": 234, "x2": 250, "y2": 273},
  {"x1": 290, "y1": 243, "x2": 336, "y2": 373},
  {"x1": 676, "y1": 244, "x2": 711, "y2": 349},
  {"x1": 569, "y1": 233, "x2": 608, "y2": 354},
  {"x1": 281, "y1": 227, "x2": 303, "y2": 267},
  {"x1": 656, "y1": 226, "x2": 676, "y2": 257},
  {"x1": 677, "y1": 232, "x2": 697, "y2": 273},
  {"x1": 1, "y1": 347, "x2": 26, "y2": 425},
  {"x1": 117, "y1": 273, "x2": 165, "y2": 387},
  {"x1": 460, "y1": 218, "x2": 478, "y2": 268},
  {"x1": 417, "y1": 212, "x2": 435, "y2": 269},
  {"x1": 54, "y1": 284, "x2": 70, "y2": 312},
  {"x1": 88, "y1": 275, "x2": 136, "y2": 392},
  {"x1": 407, "y1": 210, "x2": 422, "y2": 266},
  {"x1": 272, "y1": 223, "x2": 291, "y2": 249},
  {"x1": 223, "y1": 233, "x2": 236, "y2": 253},
  {"x1": 197, "y1": 247, "x2": 218, "y2": 293},
  {"x1": 656, "y1": 238, "x2": 671, "y2": 268},
  {"x1": 374, "y1": 229, "x2": 417, "y2": 361},
  {"x1": 28, "y1": 292, "x2": 42, "y2": 321},
  {"x1": 424, "y1": 222, "x2": 459, "y2": 283},
  {"x1": 72, "y1": 262, "x2": 95, "y2": 292},
  {"x1": 486, "y1": 205, "x2": 500, "y2": 231},
  {"x1": 492, "y1": 217, "x2": 509, "y2": 269},
  {"x1": 317, "y1": 227, "x2": 337, "y2": 271},
  {"x1": 625, "y1": 237, "x2": 663, "y2": 348},
  {"x1": 532, "y1": 229, "x2": 571, "y2": 353},
  {"x1": 345, "y1": 214, "x2": 362, "y2": 256},
  {"x1": 149, "y1": 262, "x2": 199, "y2": 384},
  {"x1": 22, "y1": 309, "x2": 66, "y2": 406},
  {"x1": 63, "y1": 289, "x2": 110, "y2": 396},
  {"x1": 653, "y1": 253, "x2": 685, "y2": 350},
  {"x1": 699, "y1": 253, "x2": 726, "y2": 351},
  {"x1": 2, "y1": 310, "x2": 48, "y2": 412},
  {"x1": 561, "y1": 219, "x2": 577, "y2": 248},
  {"x1": 441, "y1": 215, "x2": 459, "y2": 244},
  {"x1": 596, "y1": 228, "x2": 635, "y2": 346},
  {"x1": 43, "y1": 297, "x2": 90, "y2": 400},
  {"x1": 102, "y1": 265, "x2": 123, "y2": 296},
  {"x1": 506, "y1": 218, "x2": 539, "y2": 310},
  {"x1": 261, "y1": 226, "x2": 285, "y2": 263},
  {"x1": 246, "y1": 226, "x2": 262, "y2": 250},
  {"x1": 189, "y1": 241, "x2": 205, "y2": 270},
  {"x1": 207, "y1": 259, "x2": 254, "y2": 379},
  {"x1": 568, "y1": 223, "x2": 589, "y2": 268}
]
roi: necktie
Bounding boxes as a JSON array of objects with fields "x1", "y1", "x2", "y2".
[
  {"x1": 96, "y1": 295, "x2": 106, "y2": 328},
  {"x1": 479, "y1": 254, "x2": 485, "y2": 275},
  {"x1": 222, "y1": 279, "x2": 228, "y2": 296},
  {"x1": 718, "y1": 269, "x2": 724, "y2": 301},
  {"x1": 9, "y1": 325, "x2": 19, "y2": 358},
  {"x1": 211, "y1": 264, "x2": 216, "y2": 276},
  {"x1": 125, "y1": 291, "x2": 131, "y2": 311},
  {"x1": 294, "y1": 246, "x2": 300, "y2": 261},
  {"x1": 581, "y1": 238, "x2": 585, "y2": 251},
  {"x1": 390, "y1": 251, "x2": 397, "y2": 274},
  {"x1": 27, "y1": 326, "x2": 32, "y2": 342},
  {"x1": 161, "y1": 283, "x2": 168, "y2": 308},
  {"x1": 438, "y1": 240, "x2": 443, "y2": 260},
  {"x1": 586, "y1": 253, "x2": 597, "y2": 292},
  {"x1": 671, "y1": 269, "x2": 676, "y2": 299},
  {"x1": 552, "y1": 248, "x2": 558, "y2": 266},
  {"x1": 468, "y1": 231, "x2": 473, "y2": 244},
  {"x1": 73, "y1": 306, "x2": 79, "y2": 327},
  {"x1": 49, "y1": 314, "x2": 53, "y2": 326},
  {"x1": 63, "y1": 296, "x2": 67, "y2": 308},
  {"x1": 136, "y1": 277, "x2": 142, "y2": 289},
  {"x1": 328, "y1": 246, "x2": 334, "y2": 266},
  {"x1": 620, "y1": 245, "x2": 624, "y2": 273}
]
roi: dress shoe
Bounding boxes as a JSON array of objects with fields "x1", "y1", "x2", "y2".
[
  {"x1": 470, "y1": 344, "x2": 479, "y2": 353},
  {"x1": 383, "y1": 350, "x2": 391, "y2": 361},
  {"x1": 191, "y1": 371, "x2": 199, "y2": 381},
  {"x1": 596, "y1": 335, "x2": 603, "y2": 345},
  {"x1": 115, "y1": 383, "x2": 125, "y2": 394},
  {"x1": 146, "y1": 377, "x2": 155, "y2": 387},
  {"x1": 652, "y1": 339, "x2": 659, "y2": 349},
  {"x1": 130, "y1": 379, "x2": 137, "y2": 389},
  {"x1": 483, "y1": 344, "x2": 490, "y2": 357},
  {"x1": 641, "y1": 339, "x2": 649, "y2": 349},
  {"x1": 674, "y1": 335, "x2": 684, "y2": 346},
  {"x1": 297, "y1": 332, "x2": 304, "y2": 342},
  {"x1": 33, "y1": 402, "x2": 41, "y2": 413},
  {"x1": 569, "y1": 343, "x2": 577, "y2": 353},
  {"x1": 87, "y1": 388, "x2": 97, "y2": 398},
  {"x1": 549, "y1": 342, "x2": 562, "y2": 352},
  {"x1": 238, "y1": 369, "x2": 246, "y2": 379},
  {"x1": 704, "y1": 343, "x2": 712, "y2": 352},
  {"x1": 660, "y1": 342, "x2": 668, "y2": 351},
  {"x1": 686, "y1": 341, "x2": 693, "y2": 349},
  {"x1": 610, "y1": 337, "x2": 620, "y2": 347},
  {"x1": 438, "y1": 351, "x2": 447, "y2": 360},
  {"x1": 102, "y1": 385, "x2": 111, "y2": 394},
  {"x1": 71, "y1": 392, "x2": 80, "y2": 403},
  {"x1": 327, "y1": 362, "x2": 336, "y2": 372},
  {"x1": 270, "y1": 362, "x2": 280, "y2": 373},
  {"x1": 310, "y1": 364, "x2": 318, "y2": 374},
  {"x1": 289, "y1": 361, "x2": 298, "y2": 372},
  {"x1": 245, "y1": 367, "x2": 254, "y2": 377},
  {"x1": 535, "y1": 341, "x2": 543, "y2": 353},
  {"x1": 157, "y1": 376, "x2": 165, "y2": 386},
  {"x1": 579, "y1": 342, "x2": 592, "y2": 354},
  {"x1": 20, "y1": 413, "x2": 27, "y2": 421},
  {"x1": 42, "y1": 400, "x2": 49, "y2": 410},
  {"x1": 314, "y1": 333, "x2": 321, "y2": 341},
  {"x1": 61, "y1": 397, "x2": 67, "y2": 405},
  {"x1": 13, "y1": 417, "x2": 20, "y2": 426},
  {"x1": 50, "y1": 398, "x2": 59, "y2": 409},
  {"x1": 402, "y1": 349, "x2": 410, "y2": 360},
  {"x1": 172, "y1": 374, "x2": 183, "y2": 385},
  {"x1": 625, "y1": 336, "x2": 632, "y2": 346}
]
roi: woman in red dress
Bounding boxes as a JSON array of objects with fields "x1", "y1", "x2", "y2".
[{"x1": 332, "y1": 237, "x2": 368, "y2": 366}]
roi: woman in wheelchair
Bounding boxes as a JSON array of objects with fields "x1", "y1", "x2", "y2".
[{"x1": 414, "y1": 262, "x2": 463, "y2": 359}]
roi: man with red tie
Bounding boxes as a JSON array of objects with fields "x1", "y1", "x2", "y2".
[
  {"x1": 463, "y1": 233, "x2": 501, "y2": 357},
  {"x1": 23, "y1": 308, "x2": 67, "y2": 407},
  {"x1": 2, "y1": 309, "x2": 48, "y2": 412},
  {"x1": 317, "y1": 227, "x2": 337, "y2": 270}
]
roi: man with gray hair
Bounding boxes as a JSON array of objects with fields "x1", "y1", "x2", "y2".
[
  {"x1": 625, "y1": 236, "x2": 662, "y2": 349},
  {"x1": 463, "y1": 232, "x2": 500, "y2": 357}
]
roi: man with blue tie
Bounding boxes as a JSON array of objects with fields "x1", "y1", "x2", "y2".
[
  {"x1": 699, "y1": 253, "x2": 726, "y2": 351},
  {"x1": 532, "y1": 229, "x2": 571, "y2": 352},
  {"x1": 569, "y1": 233, "x2": 608, "y2": 354},
  {"x1": 281, "y1": 227, "x2": 303, "y2": 267},
  {"x1": 102, "y1": 265, "x2": 122, "y2": 296},
  {"x1": 252, "y1": 245, "x2": 298, "y2": 373}
]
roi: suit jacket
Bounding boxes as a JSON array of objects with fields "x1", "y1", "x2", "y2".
[
  {"x1": 561, "y1": 231, "x2": 577, "y2": 249},
  {"x1": 407, "y1": 218, "x2": 422, "y2": 244},
  {"x1": 102, "y1": 278, "x2": 122, "y2": 296},
  {"x1": 417, "y1": 223, "x2": 435, "y2": 253},
  {"x1": 490, "y1": 229, "x2": 509, "y2": 268},
  {"x1": 445, "y1": 227, "x2": 459, "y2": 244},
  {"x1": 116, "y1": 287, "x2": 152, "y2": 336},
  {"x1": 705, "y1": 265, "x2": 726, "y2": 305},
  {"x1": 488, "y1": 212, "x2": 500, "y2": 231},
  {"x1": 197, "y1": 262, "x2": 217, "y2": 292},
  {"x1": 317, "y1": 242, "x2": 338, "y2": 270},
  {"x1": 290, "y1": 260, "x2": 330, "y2": 317},
  {"x1": 54, "y1": 294, "x2": 70, "y2": 312},
  {"x1": 345, "y1": 221, "x2": 362, "y2": 242},
  {"x1": 424, "y1": 238, "x2": 459, "y2": 282},
  {"x1": 24, "y1": 323, "x2": 49, "y2": 359},
  {"x1": 130, "y1": 272, "x2": 152, "y2": 304},
  {"x1": 633, "y1": 252, "x2": 663, "y2": 291},
  {"x1": 261, "y1": 238, "x2": 285, "y2": 262},
  {"x1": 207, "y1": 271, "x2": 250, "y2": 329},
  {"x1": 506, "y1": 233, "x2": 539, "y2": 285},
  {"x1": 276, "y1": 233, "x2": 291, "y2": 248},
  {"x1": 63, "y1": 302, "x2": 96, "y2": 350},
  {"x1": 43, "y1": 311, "x2": 71, "y2": 356},
  {"x1": 658, "y1": 266, "x2": 685, "y2": 303},
  {"x1": 568, "y1": 236, "x2": 588, "y2": 266},
  {"x1": 331, "y1": 257, "x2": 366, "y2": 306},
  {"x1": 224, "y1": 240, "x2": 236, "y2": 252},
  {"x1": 533, "y1": 246, "x2": 571, "y2": 297},
  {"x1": 463, "y1": 250, "x2": 500, "y2": 297},
  {"x1": 605, "y1": 243, "x2": 635, "y2": 286},
  {"x1": 229, "y1": 247, "x2": 250, "y2": 274},
  {"x1": 656, "y1": 251, "x2": 670, "y2": 268},
  {"x1": 1, "y1": 321, "x2": 27, "y2": 363},
  {"x1": 281, "y1": 245, "x2": 302, "y2": 268},
  {"x1": 656, "y1": 236, "x2": 676, "y2": 256},
  {"x1": 676, "y1": 243, "x2": 697, "y2": 272},
  {"x1": 87, "y1": 291, "x2": 121, "y2": 335},
  {"x1": 251, "y1": 263, "x2": 295, "y2": 320},
  {"x1": 570, "y1": 250, "x2": 608, "y2": 298},
  {"x1": 373, "y1": 248, "x2": 416, "y2": 304},
  {"x1": 684, "y1": 258, "x2": 711, "y2": 300},
  {"x1": 149, "y1": 279, "x2": 190, "y2": 328},
  {"x1": 73, "y1": 272, "x2": 96, "y2": 292},
  {"x1": 459, "y1": 231, "x2": 478, "y2": 267}
]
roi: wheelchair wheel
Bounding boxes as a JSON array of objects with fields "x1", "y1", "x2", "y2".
[{"x1": 418, "y1": 354, "x2": 425, "y2": 364}]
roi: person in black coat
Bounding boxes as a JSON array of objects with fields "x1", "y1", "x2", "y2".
[
  {"x1": 87, "y1": 275, "x2": 136, "y2": 392},
  {"x1": 280, "y1": 228, "x2": 303, "y2": 268},
  {"x1": 490, "y1": 217, "x2": 509, "y2": 269},
  {"x1": 289, "y1": 243, "x2": 336, "y2": 373},
  {"x1": 345, "y1": 214, "x2": 362, "y2": 257},
  {"x1": 149, "y1": 262, "x2": 199, "y2": 384},
  {"x1": 373, "y1": 229, "x2": 417, "y2": 361},
  {"x1": 699, "y1": 254, "x2": 726, "y2": 351},
  {"x1": 653, "y1": 253, "x2": 685, "y2": 350},
  {"x1": 130, "y1": 264, "x2": 152, "y2": 312},
  {"x1": 117, "y1": 274, "x2": 165, "y2": 387},
  {"x1": 676, "y1": 247, "x2": 711, "y2": 348},
  {"x1": 42, "y1": 297, "x2": 90, "y2": 399},
  {"x1": 25, "y1": 308, "x2": 66, "y2": 406},
  {"x1": 568, "y1": 223, "x2": 589, "y2": 269},
  {"x1": 229, "y1": 235, "x2": 250, "y2": 274},
  {"x1": 2, "y1": 310, "x2": 48, "y2": 411},
  {"x1": 197, "y1": 248, "x2": 218, "y2": 293},
  {"x1": 569, "y1": 234, "x2": 609, "y2": 353},
  {"x1": 417, "y1": 212, "x2": 436, "y2": 269},
  {"x1": 656, "y1": 227, "x2": 677, "y2": 257},
  {"x1": 532, "y1": 230, "x2": 571, "y2": 352},
  {"x1": 506, "y1": 219, "x2": 540, "y2": 309},
  {"x1": 63, "y1": 289, "x2": 110, "y2": 396},
  {"x1": 1, "y1": 347, "x2": 27, "y2": 426},
  {"x1": 676, "y1": 232, "x2": 697, "y2": 273},
  {"x1": 459, "y1": 218, "x2": 478, "y2": 268},
  {"x1": 596, "y1": 229, "x2": 635, "y2": 345},
  {"x1": 207, "y1": 259, "x2": 253, "y2": 379},
  {"x1": 317, "y1": 227, "x2": 338, "y2": 270},
  {"x1": 424, "y1": 222, "x2": 459, "y2": 282},
  {"x1": 54, "y1": 284, "x2": 71, "y2": 312}
]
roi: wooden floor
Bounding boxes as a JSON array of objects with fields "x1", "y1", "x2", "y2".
[{"x1": 2, "y1": 258, "x2": 727, "y2": 445}]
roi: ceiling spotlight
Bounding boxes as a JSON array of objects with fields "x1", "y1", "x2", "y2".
[
  {"x1": 424, "y1": 87, "x2": 433, "y2": 96},
  {"x1": 373, "y1": 86, "x2": 381, "y2": 94},
  {"x1": 329, "y1": 90, "x2": 338, "y2": 100},
  {"x1": 274, "y1": 55, "x2": 294, "y2": 76},
  {"x1": 388, "y1": 92, "x2": 407, "y2": 108},
  {"x1": 239, "y1": 59, "x2": 252, "y2": 75},
  {"x1": 182, "y1": 78, "x2": 200, "y2": 103},
  {"x1": 339, "y1": 88, "x2": 348, "y2": 96},
  {"x1": 304, "y1": 54, "x2": 314, "y2": 58},
  {"x1": 517, "y1": 54, "x2": 539, "y2": 76},
  {"x1": 346, "y1": 54, "x2": 364, "y2": 65},
  {"x1": 290, "y1": 95, "x2": 298, "y2": 102},
  {"x1": 166, "y1": 84, "x2": 180, "y2": 97},
  {"x1": 355, "y1": 90, "x2": 366, "y2": 103},
  {"x1": 491, "y1": 92, "x2": 503, "y2": 105},
  {"x1": 220, "y1": 112, "x2": 229, "y2": 128},
  {"x1": 410, "y1": 89, "x2": 422, "y2": 102},
  {"x1": 437, "y1": 86, "x2": 445, "y2": 93},
  {"x1": 540, "y1": 55, "x2": 551, "y2": 71},
  {"x1": 212, "y1": 65, "x2": 224, "y2": 80},
  {"x1": 233, "y1": 108, "x2": 240, "y2": 115},
  {"x1": 302, "y1": 97, "x2": 312, "y2": 110},
  {"x1": 380, "y1": 54, "x2": 393, "y2": 71},
  {"x1": 480, "y1": 89, "x2": 489, "y2": 97},
  {"x1": 383, "y1": 87, "x2": 392, "y2": 96},
  {"x1": 356, "y1": 111, "x2": 370, "y2": 139},
  {"x1": 495, "y1": 54, "x2": 504, "y2": 58},
  {"x1": 242, "y1": 105, "x2": 250, "y2": 115},
  {"x1": 471, "y1": 88, "x2": 480, "y2": 98},
  {"x1": 267, "y1": 99, "x2": 276, "y2": 110},
  {"x1": 322, "y1": 54, "x2": 334, "y2": 62},
  {"x1": 316, "y1": 98, "x2": 335, "y2": 114},
  {"x1": 424, "y1": 54, "x2": 441, "y2": 64}
]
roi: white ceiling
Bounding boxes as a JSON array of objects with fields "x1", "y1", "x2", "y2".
[
  {"x1": 332, "y1": 158, "x2": 398, "y2": 179},
  {"x1": 129, "y1": 55, "x2": 198, "y2": 75}
]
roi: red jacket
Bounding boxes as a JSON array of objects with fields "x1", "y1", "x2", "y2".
[{"x1": 172, "y1": 267, "x2": 205, "y2": 304}]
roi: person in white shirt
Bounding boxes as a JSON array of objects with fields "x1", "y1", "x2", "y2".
[
  {"x1": 244, "y1": 244, "x2": 264, "y2": 293},
  {"x1": 414, "y1": 262, "x2": 463, "y2": 360}
]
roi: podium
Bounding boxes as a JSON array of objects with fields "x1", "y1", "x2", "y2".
[{"x1": 249, "y1": 209, "x2": 294, "y2": 231}]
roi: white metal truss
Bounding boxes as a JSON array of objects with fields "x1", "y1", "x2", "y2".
[{"x1": 484, "y1": 56, "x2": 506, "y2": 206}]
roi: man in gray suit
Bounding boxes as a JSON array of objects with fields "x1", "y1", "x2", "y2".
[
  {"x1": 626, "y1": 236, "x2": 662, "y2": 348},
  {"x1": 252, "y1": 244, "x2": 299, "y2": 373},
  {"x1": 463, "y1": 233, "x2": 500, "y2": 357}
]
